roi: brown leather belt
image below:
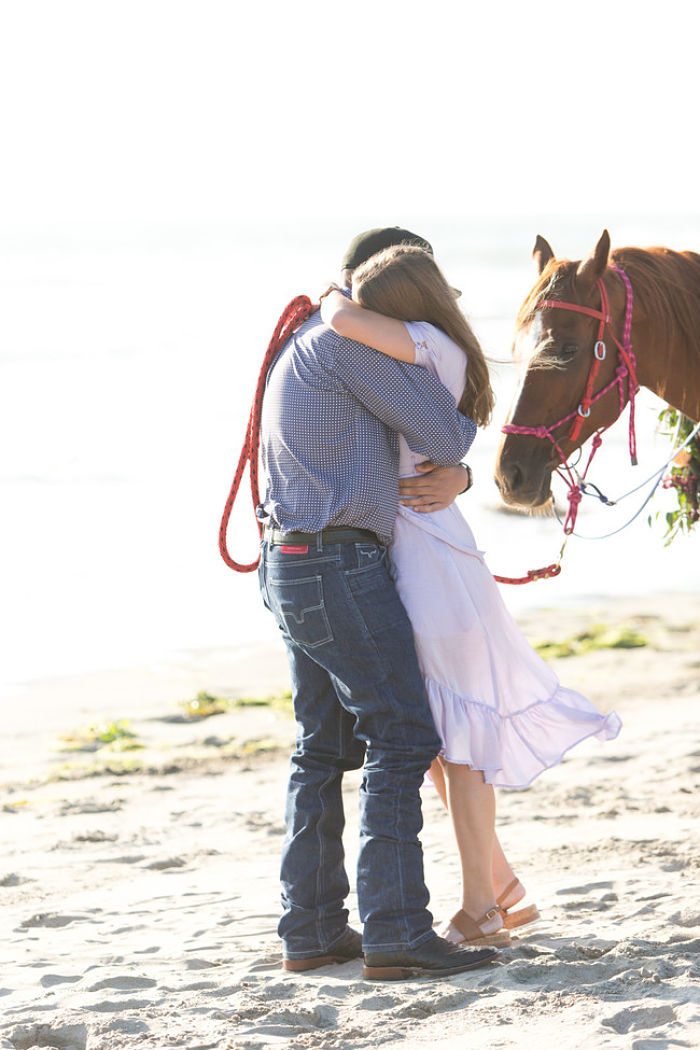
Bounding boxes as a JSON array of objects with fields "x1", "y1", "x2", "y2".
[{"x1": 264, "y1": 527, "x2": 379, "y2": 546}]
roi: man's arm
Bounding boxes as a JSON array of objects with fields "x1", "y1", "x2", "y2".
[{"x1": 330, "y1": 335, "x2": 476, "y2": 465}]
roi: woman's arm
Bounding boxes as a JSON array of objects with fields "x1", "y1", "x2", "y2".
[{"x1": 319, "y1": 287, "x2": 416, "y2": 363}]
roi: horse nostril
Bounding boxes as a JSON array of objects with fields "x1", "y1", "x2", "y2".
[{"x1": 506, "y1": 462, "x2": 523, "y2": 494}]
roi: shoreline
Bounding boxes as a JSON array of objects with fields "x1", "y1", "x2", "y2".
[
  {"x1": 4, "y1": 588, "x2": 700, "y2": 720},
  {"x1": 4, "y1": 590, "x2": 700, "y2": 790}
]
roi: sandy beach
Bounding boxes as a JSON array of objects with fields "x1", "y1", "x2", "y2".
[{"x1": 2, "y1": 593, "x2": 699, "y2": 1050}]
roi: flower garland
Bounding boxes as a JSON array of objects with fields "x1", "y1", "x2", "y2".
[{"x1": 655, "y1": 407, "x2": 700, "y2": 543}]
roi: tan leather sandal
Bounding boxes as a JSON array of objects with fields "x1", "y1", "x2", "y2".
[
  {"x1": 496, "y1": 879, "x2": 541, "y2": 931},
  {"x1": 449, "y1": 907, "x2": 512, "y2": 947}
]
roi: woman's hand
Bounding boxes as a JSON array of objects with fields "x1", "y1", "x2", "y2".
[
  {"x1": 306, "y1": 283, "x2": 339, "y2": 314},
  {"x1": 399, "y1": 461, "x2": 472, "y2": 512},
  {"x1": 319, "y1": 285, "x2": 350, "y2": 325},
  {"x1": 319, "y1": 283, "x2": 343, "y2": 303}
]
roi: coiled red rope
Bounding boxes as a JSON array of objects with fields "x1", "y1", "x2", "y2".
[{"x1": 219, "y1": 295, "x2": 314, "y2": 572}]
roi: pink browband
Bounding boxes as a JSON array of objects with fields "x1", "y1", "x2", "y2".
[{"x1": 502, "y1": 265, "x2": 639, "y2": 535}]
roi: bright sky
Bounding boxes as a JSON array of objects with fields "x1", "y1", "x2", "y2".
[{"x1": 0, "y1": 0, "x2": 698, "y2": 223}]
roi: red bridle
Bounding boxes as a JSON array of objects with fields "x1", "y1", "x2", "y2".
[{"x1": 502, "y1": 265, "x2": 640, "y2": 535}]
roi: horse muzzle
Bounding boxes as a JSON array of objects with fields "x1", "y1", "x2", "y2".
[{"x1": 495, "y1": 438, "x2": 554, "y2": 508}]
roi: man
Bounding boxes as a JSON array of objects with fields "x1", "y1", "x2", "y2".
[{"x1": 257, "y1": 227, "x2": 495, "y2": 980}]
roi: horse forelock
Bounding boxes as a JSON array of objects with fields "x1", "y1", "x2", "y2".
[{"x1": 515, "y1": 260, "x2": 577, "y2": 332}]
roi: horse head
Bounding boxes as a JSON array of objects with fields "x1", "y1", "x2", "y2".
[{"x1": 495, "y1": 230, "x2": 631, "y2": 508}]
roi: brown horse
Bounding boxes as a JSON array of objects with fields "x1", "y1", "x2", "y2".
[{"x1": 495, "y1": 230, "x2": 700, "y2": 508}]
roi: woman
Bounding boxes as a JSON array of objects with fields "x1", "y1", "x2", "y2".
[{"x1": 320, "y1": 245, "x2": 621, "y2": 946}]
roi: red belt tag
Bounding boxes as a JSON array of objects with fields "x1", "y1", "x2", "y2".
[{"x1": 280, "y1": 545, "x2": 309, "y2": 554}]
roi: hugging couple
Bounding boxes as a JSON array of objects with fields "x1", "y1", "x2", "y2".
[{"x1": 254, "y1": 226, "x2": 620, "y2": 981}]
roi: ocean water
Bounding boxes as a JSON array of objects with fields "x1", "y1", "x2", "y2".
[{"x1": 3, "y1": 215, "x2": 700, "y2": 689}]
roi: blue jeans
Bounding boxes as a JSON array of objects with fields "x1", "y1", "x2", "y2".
[{"x1": 258, "y1": 535, "x2": 441, "y2": 957}]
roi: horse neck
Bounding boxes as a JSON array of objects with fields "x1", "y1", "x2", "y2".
[
  {"x1": 631, "y1": 320, "x2": 700, "y2": 423},
  {"x1": 618, "y1": 255, "x2": 700, "y2": 424}
]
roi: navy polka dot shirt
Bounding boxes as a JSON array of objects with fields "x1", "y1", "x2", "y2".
[{"x1": 259, "y1": 310, "x2": 476, "y2": 544}]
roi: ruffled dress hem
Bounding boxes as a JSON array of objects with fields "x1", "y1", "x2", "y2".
[{"x1": 424, "y1": 674, "x2": 622, "y2": 790}]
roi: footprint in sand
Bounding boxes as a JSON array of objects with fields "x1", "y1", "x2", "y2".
[
  {"x1": 85, "y1": 998, "x2": 153, "y2": 1014},
  {"x1": 238, "y1": 1004, "x2": 338, "y2": 1037},
  {"x1": 555, "y1": 880, "x2": 614, "y2": 896},
  {"x1": 629, "y1": 1041, "x2": 691, "y2": 1049},
  {"x1": 59, "y1": 801, "x2": 123, "y2": 815},
  {"x1": 355, "y1": 994, "x2": 397, "y2": 1012},
  {"x1": 19, "y1": 913, "x2": 88, "y2": 929},
  {"x1": 553, "y1": 940, "x2": 617, "y2": 961},
  {"x1": 185, "y1": 958, "x2": 220, "y2": 970},
  {"x1": 555, "y1": 881, "x2": 619, "y2": 912},
  {"x1": 71, "y1": 830, "x2": 118, "y2": 843},
  {"x1": 601, "y1": 1004, "x2": 677, "y2": 1034},
  {"x1": 39, "y1": 974, "x2": 83, "y2": 987},
  {"x1": 246, "y1": 960, "x2": 282, "y2": 973},
  {"x1": 94, "y1": 854, "x2": 145, "y2": 865},
  {"x1": 2, "y1": 1022, "x2": 87, "y2": 1050},
  {"x1": 87, "y1": 976, "x2": 157, "y2": 991},
  {"x1": 668, "y1": 909, "x2": 700, "y2": 928},
  {"x1": 0, "y1": 874, "x2": 29, "y2": 887},
  {"x1": 144, "y1": 857, "x2": 188, "y2": 870}
]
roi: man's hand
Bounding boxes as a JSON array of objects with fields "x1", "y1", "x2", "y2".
[{"x1": 398, "y1": 461, "x2": 472, "y2": 513}]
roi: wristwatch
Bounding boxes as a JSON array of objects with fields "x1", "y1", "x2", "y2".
[{"x1": 460, "y1": 462, "x2": 473, "y2": 493}]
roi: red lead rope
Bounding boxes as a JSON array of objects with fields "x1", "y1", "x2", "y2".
[
  {"x1": 219, "y1": 296, "x2": 314, "y2": 572},
  {"x1": 492, "y1": 561, "x2": 563, "y2": 586}
]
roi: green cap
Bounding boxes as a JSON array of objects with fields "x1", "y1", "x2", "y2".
[
  {"x1": 340, "y1": 226, "x2": 433, "y2": 272},
  {"x1": 340, "y1": 226, "x2": 461, "y2": 297}
]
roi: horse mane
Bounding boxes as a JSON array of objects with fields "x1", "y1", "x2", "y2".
[
  {"x1": 611, "y1": 247, "x2": 700, "y2": 360},
  {"x1": 517, "y1": 246, "x2": 700, "y2": 364}
]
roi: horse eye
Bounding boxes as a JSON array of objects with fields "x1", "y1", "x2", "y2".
[{"x1": 560, "y1": 343, "x2": 578, "y2": 361}]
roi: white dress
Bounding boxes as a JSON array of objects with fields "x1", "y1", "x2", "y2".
[{"x1": 391, "y1": 321, "x2": 621, "y2": 789}]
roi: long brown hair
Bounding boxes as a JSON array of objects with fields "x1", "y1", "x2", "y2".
[{"x1": 352, "y1": 244, "x2": 494, "y2": 426}]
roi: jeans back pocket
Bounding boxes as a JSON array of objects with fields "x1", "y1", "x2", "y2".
[{"x1": 268, "y1": 574, "x2": 333, "y2": 649}]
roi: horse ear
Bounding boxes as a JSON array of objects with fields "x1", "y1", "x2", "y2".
[
  {"x1": 576, "y1": 230, "x2": 611, "y2": 292},
  {"x1": 533, "y1": 235, "x2": 554, "y2": 275}
]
